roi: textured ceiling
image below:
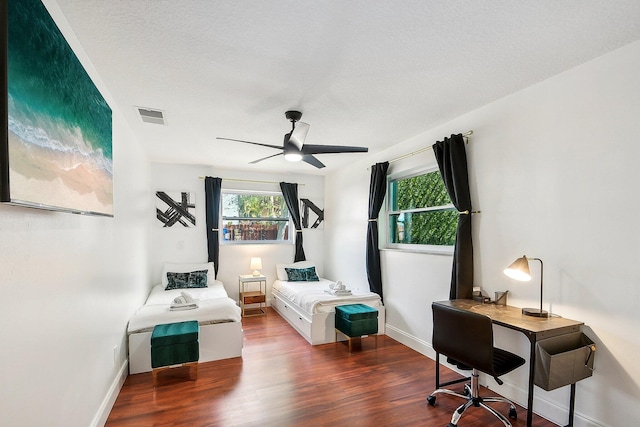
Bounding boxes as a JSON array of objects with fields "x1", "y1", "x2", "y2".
[{"x1": 51, "y1": 0, "x2": 640, "y2": 175}]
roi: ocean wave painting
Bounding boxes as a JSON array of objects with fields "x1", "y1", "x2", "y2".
[{"x1": 4, "y1": 0, "x2": 113, "y2": 216}]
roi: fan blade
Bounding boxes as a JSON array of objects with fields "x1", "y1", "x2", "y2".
[
  {"x1": 289, "y1": 122, "x2": 310, "y2": 150},
  {"x1": 302, "y1": 144, "x2": 368, "y2": 154},
  {"x1": 250, "y1": 152, "x2": 283, "y2": 164},
  {"x1": 302, "y1": 154, "x2": 325, "y2": 169},
  {"x1": 216, "y1": 137, "x2": 282, "y2": 150}
]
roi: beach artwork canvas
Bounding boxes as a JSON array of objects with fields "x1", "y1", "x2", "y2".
[{"x1": 1, "y1": 0, "x2": 113, "y2": 216}]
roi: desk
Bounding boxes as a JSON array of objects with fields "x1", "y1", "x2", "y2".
[{"x1": 434, "y1": 299, "x2": 583, "y2": 427}]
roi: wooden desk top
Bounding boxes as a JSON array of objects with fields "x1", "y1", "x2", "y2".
[{"x1": 434, "y1": 299, "x2": 584, "y2": 338}]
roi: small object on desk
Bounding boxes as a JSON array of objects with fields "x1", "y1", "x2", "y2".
[
  {"x1": 472, "y1": 288, "x2": 491, "y2": 303},
  {"x1": 494, "y1": 290, "x2": 508, "y2": 305}
]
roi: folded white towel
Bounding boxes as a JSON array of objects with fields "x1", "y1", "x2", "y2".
[
  {"x1": 324, "y1": 289, "x2": 352, "y2": 296},
  {"x1": 181, "y1": 291, "x2": 196, "y2": 302},
  {"x1": 172, "y1": 291, "x2": 198, "y2": 305},
  {"x1": 330, "y1": 280, "x2": 347, "y2": 291},
  {"x1": 170, "y1": 292, "x2": 198, "y2": 310},
  {"x1": 170, "y1": 302, "x2": 198, "y2": 311}
]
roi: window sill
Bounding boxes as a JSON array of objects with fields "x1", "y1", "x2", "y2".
[
  {"x1": 380, "y1": 247, "x2": 454, "y2": 256},
  {"x1": 221, "y1": 241, "x2": 293, "y2": 246}
]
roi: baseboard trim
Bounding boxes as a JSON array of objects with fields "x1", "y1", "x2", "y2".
[
  {"x1": 385, "y1": 324, "x2": 435, "y2": 358},
  {"x1": 384, "y1": 323, "x2": 601, "y2": 427},
  {"x1": 90, "y1": 360, "x2": 128, "y2": 427}
]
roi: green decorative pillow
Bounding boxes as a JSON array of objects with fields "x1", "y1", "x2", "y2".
[
  {"x1": 166, "y1": 272, "x2": 190, "y2": 289},
  {"x1": 187, "y1": 270, "x2": 208, "y2": 288},
  {"x1": 285, "y1": 266, "x2": 319, "y2": 282},
  {"x1": 166, "y1": 270, "x2": 209, "y2": 290}
]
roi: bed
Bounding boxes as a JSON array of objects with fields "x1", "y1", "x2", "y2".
[
  {"x1": 270, "y1": 261, "x2": 385, "y2": 345},
  {"x1": 127, "y1": 262, "x2": 243, "y2": 374}
]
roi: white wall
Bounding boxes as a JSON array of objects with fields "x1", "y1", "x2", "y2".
[
  {"x1": 325, "y1": 41, "x2": 640, "y2": 427},
  {"x1": 150, "y1": 164, "x2": 324, "y2": 303},
  {"x1": 0, "y1": 98, "x2": 151, "y2": 427},
  {"x1": 0, "y1": 3, "x2": 152, "y2": 426}
]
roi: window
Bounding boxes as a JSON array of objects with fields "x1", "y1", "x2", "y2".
[
  {"x1": 221, "y1": 191, "x2": 291, "y2": 244},
  {"x1": 387, "y1": 168, "x2": 457, "y2": 251}
]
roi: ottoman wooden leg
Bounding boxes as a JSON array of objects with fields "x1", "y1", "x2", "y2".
[
  {"x1": 187, "y1": 361, "x2": 198, "y2": 381},
  {"x1": 152, "y1": 366, "x2": 168, "y2": 387},
  {"x1": 152, "y1": 363, "x2": 198, "y2": 386}
]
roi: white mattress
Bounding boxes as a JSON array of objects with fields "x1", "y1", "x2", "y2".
[
  {"x1": 272, "y1": 279, "x2": 382, "y2": 314},
  {"x1": 127, "y1": 282, "x2": 241, "y2": 334}
]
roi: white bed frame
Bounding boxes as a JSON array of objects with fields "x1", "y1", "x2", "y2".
[
  {"x1": 128, "y1": 321, "x2": 243, "y2": 374},
  {"x1": 271, "y1": 289, "x2": 385, "y2": 345}
]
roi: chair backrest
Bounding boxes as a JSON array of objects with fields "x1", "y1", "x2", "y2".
[{"x1": 432, "y1": 302, "x2": 494, "y2": 375}]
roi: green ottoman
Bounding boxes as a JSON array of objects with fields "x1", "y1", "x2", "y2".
[
  {"x1": 335, "y1": 304, "x2": 378, "y2": 352},
  {"x1": 151, "y1": 321, "x2": 199, "y2": 385}
]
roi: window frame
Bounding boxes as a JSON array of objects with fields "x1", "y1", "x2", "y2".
[
  {"x1": 220, "y1": 189, "x2": 292, "y2": 245},
  {"x1": 384, "y1": 165, "x2": 456, "y2": 255}
]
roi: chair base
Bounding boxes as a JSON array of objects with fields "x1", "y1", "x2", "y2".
[{"x1": 428, "y1": 370, "x2": 517, "y2": 427}]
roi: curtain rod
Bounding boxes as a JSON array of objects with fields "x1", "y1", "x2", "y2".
[
  {"x1": 198, "y1": 177, "x2": 304, "y2": 186},
  {"x1": 387, "y1": 130, "x2": 473, "y2": 164}
]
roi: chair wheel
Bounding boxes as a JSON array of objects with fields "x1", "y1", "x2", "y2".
[
  {"x1": 463, "y1": 387, "x2": 470, "y2": 396},
  {"x1": 508, "y1": 407, "x2": 517, "y2": 419},
  {"x1": 426, "y1": 395, "x2": 436, "y2": 406}
]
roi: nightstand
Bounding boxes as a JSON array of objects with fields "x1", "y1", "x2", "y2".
[{"x1": 238, "y1": 274, "x2": 267, "y2": 317}]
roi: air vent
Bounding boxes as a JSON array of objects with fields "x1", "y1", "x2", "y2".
[{"x1": 136, "y1": 107, "x2": 165, "y2": 125}]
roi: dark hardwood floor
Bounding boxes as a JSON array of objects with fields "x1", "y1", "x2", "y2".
[{"x1": 106, "y1": 307, "x2": 558, "y2": 426}]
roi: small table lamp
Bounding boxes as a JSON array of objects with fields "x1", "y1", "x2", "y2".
[
  {"x1": 504, "y1": 255, "x2": 548, "y2": 318},
  {"x1": 250, "y1": 257, "x2": 263, "y2": 276}
]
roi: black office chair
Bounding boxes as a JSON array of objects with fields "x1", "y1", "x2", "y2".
[{"x1": 427, "y1": 302, "x2": 525, "y2": 427}]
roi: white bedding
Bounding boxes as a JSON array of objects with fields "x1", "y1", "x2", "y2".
[
  {"x1": 127, "y1": 282, "x2": 241, "y2": 334},
  {"x1": 272, "y1": 278, "x2": 382, "y2": 314},
  {"x1": 144, "y1": 282, "x2": 229, "y2": 304}
]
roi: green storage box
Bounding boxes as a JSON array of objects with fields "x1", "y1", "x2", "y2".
[
  {"x1": 151, "y1": 321, "x2": 199, "y2": 369},
  {"x1": 335, "y1": 304, "x2": 378, "y2": 337}
]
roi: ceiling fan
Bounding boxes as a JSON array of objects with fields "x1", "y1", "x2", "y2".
[{"x1": 216, "y1": 111, "x2": 368, "y2": 169}]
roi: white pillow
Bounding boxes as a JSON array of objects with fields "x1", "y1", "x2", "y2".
[
  {"x1": 161, "y1": 262, "x2": 216, "y2": 287},
  {"x1": 276, "y1": 261, "x2": 316, "y2": 281}
]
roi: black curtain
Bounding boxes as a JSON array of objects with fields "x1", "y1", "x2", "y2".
[
  {"x1": 204, "y1": 176, "x2": 222, "y2": 277},
  {"x1": 433, "y1": 134, "x2": 473, "y2": 300},
  {"x1": 366, "y1": 162, "x2": 390, "y2": 301},
  {"x1": 280, "y1": 182, "x2": 306, "y2": 262}
]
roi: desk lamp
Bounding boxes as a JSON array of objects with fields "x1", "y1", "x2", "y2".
[
  {"x1": 504, "y1": 255, "x2": 548, "y2": 318},
  {"x1": 250, "y1": 257, "x2": 263, "y2": 276}
]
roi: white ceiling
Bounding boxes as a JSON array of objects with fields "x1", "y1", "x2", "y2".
[{"x1": 52, "y1": 0, "x2": 640, "y2": 175}]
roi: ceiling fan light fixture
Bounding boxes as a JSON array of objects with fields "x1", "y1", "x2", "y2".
[{"x1": 284, "y1": 152, "x2": 303, "y2": 162}]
